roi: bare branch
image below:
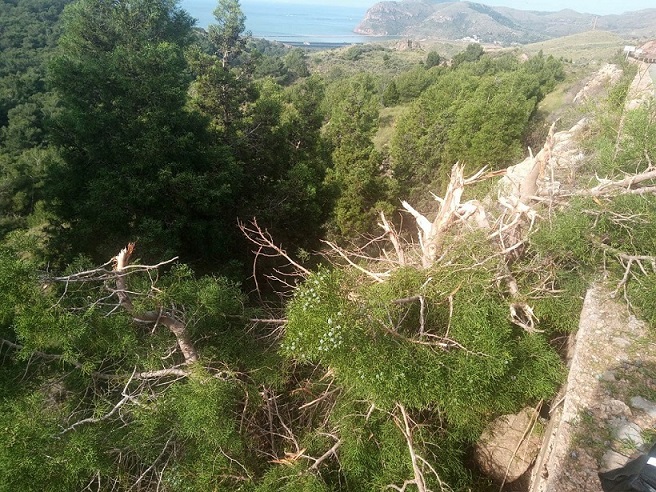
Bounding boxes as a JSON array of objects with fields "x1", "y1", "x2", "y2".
[
  {"x1": 499, "y1": 265, "x2": 542, "y2": 333},
  {"x1": 379, "y1": 211, "x2": 406, "y2": 266},
  {"x1": 322, "y1": 240, "x2": 389, "y2": 283},
  {"x1": 307, "y1": 437, "x2": 342, "y2": 471},
  {"x1": 128, "y1": 433, "x2": 175, "y2": 491},
  {"x1": 596, "y1": 241, "x2": 656, "y2": 296},
  {"x1": 583, "y1": 168, "x2": 656, "y2": 196},
  {"x1": 396, "y1": 404, "x2": 427, "y2": 492},
  {"x1": 401, "y1": 201, "x2": 432, "y2": 237},
  {"x1": 60, "y1": 368, "x2": 138, "y2": 434},
  {"x1": 239, "y1": 218, "x2": 311, "y2": 276}
]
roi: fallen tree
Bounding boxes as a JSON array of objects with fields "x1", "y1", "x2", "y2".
[{"x1": 239, "y1": 110, "x2": 656, "y2": 489}]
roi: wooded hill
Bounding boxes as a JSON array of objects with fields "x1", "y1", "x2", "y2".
[
  {"x1": 1, "y1": 0, "x2": 655, "y2": 491},
  {"x1": 355, "y1": 1, "x2": 656, "y2": 44}
]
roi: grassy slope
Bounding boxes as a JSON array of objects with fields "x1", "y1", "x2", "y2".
[
  {"x1": 309, "y1": 45, "x2": 425, "y2": 80},
  {"x1": 373, "y1": 105, "x2": 408, "y2": 151},
  {"x1": 520, "y1": 30, "x2": 626, "y2": 63}
]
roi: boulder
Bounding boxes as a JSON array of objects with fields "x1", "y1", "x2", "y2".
[{"x1": 475, "y1": 407, "x2": 542, "y2": 483}]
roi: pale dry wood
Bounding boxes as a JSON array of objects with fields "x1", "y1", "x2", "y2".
[
  {"x1": 386, "y1": 403, "x2": 452, "y2": 492},
  {"x1": 597, "y1": 241, "x2": 656, "y2": 300},
  {"x1": 585, "y1": 168, "x2": 656, "y2": 196},
  {"x1": 519, "y1": 122, "x2": 555, "y2": 203},
  {"x1": 500, "y1": 263, "x2": 542, "y2": 334},
  {"x1": 379, "y1": 211, "x2": 406, "y2": 265},
  {"x1": 402, "y1": 164, "x2": 493, "y2": 269}
]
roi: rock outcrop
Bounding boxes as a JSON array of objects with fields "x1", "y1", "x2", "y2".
[{"x1": 529, "y1": 285, "x2": 656, "y2": 492}]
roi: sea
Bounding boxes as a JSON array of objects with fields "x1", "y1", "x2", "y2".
[{"x1": 179, "y1": 1, "x2": 373, "y2": 44}]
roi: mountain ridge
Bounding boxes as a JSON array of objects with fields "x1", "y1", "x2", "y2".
[{"x1": 354, "y1": 1, "x2": 656, "y2": 44}]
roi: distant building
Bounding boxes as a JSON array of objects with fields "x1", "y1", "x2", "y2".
[
  {"x1": 629, "y1": 41, "x2": 656, "y2": 63},
  {"x1": 460, "y1": 35, "x2": 481, "y2": 44}
]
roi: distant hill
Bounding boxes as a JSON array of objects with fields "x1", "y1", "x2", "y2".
[{"x1": 354, "y1": 1, "x2": 656, "y2": 44}]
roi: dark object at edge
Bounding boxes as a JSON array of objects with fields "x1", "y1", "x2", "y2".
[{"x1": 599, "y1": 442, "x2": 656, "y2": 492}]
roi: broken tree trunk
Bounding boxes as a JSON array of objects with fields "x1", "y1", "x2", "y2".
[
  {"x1": 114, "y1": 244, "x2": 199, "y2": 364},
  {"x1": 518, "y1": 122, "x2": 555, "y2": 203},
  {"x1": 403, "y1": 162, "x2": 469, "y2": 268}
]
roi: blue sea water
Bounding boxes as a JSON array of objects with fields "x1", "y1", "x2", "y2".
[{"x1": 179, "y1": 1, "x2": 372, "y2": 44}]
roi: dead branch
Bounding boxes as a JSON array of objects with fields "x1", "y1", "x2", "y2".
[
  {"x1": 519, "y1": 122, "x2": 555, "y2": 203},
  {"x1": 403, "y1": 163, "x2": 490, "y2": 268},
  {"x1": 388, "y1": 404, "x2": 452, "y2": 491},
  {"x1": 596, "y1": 241, "x2": 656, "y2": 298},
  {"x1": 298, "y1": 387, "x2": 340, "y2": 411},
  {"x1": 387, "y1": 480, "x2": 421, "y2": 492},
  {"x1": 51, "y1": 257, "x2": 178, "y2": 284},
  {"x1": 457, "y1": 200, "x2": 490, "y2": 229},
  {"x1": 584, "y1": 168, "x2": 656, "y2": 196},
  {"x1": 322, "y1": 240, "x2": 389, "y2": 283},
  {"x1": 499, "y1": 264, "x2": 541, "y2": 334},
  {"x1": 2, "y1": 339, "x2": 196, "y2": 382},
  {"x1": 48, "y1": 244, "x2": 199, "y2": 365},
  {"x1": 391, "y1": 295, "x2": 426, "y2": 335},
  {"x1": 238, "y1": 219, "x2": 311, "y2": 294},
  {"x1": 128, "y1": 432, "x2": 175, "y2": 492},
  {"x1": 542, "y1": 168, "x2": 656, "y2": 200},
  {"x1": 395, "y1": 404, "x2": 427, "y2": 492},
  {"x1": 306, "y1": 436, "x2": 342, "y2": 471},
  {"x1": 60, "y1": 368, "x2": 139, "y2": 434},
  {"x1": 424, "y1": 162, "x2": 465, "y2": 266},
  {"x1": 379, "y1": 211, "x2": 406, "y2": 266}
]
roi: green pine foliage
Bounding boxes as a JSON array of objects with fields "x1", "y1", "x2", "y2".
[
  {"x1": 426, "y1": 50, "x2": 442, "y2": 68},
  {"x1": 382, "y1": 80, "x2": 400, "y2": 107},
  {"x1": 0, "y1": 245, "x2": 258, "y2": 490},
  {"x1": 47, "y1": 0, "x2": 241, "y2": 268},
  {"x1": 0, "y1": 0, "x2": 69, "y2": 236},
  {"x1": 391, "y1": 52, "x2": 564, "y2": 200},
  {"x1": 393, "y1": 64, "x2": 442, "y2": 102},
  {"x1": 451, "y1": 43, "x2": 485, "y2": 68},
  {"x1": 322, "y1": 73, "x2": 391, "y2": 238}
]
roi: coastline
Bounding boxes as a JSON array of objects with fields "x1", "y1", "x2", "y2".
[{"x1": 180, "y1": 0, "x2": 374, "y2": 45}]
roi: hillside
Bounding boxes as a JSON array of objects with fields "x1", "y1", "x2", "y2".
[
  {"x1": 354, "y1": 1, "x2": 656, "y2": 44},
  {"x1": 520, "y1": 30, "x2": 625, "y2": 63}
]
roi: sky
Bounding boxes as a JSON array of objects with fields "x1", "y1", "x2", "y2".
[{"x1": 257, "y1": 0, "x2": 655, "y2": 16}]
